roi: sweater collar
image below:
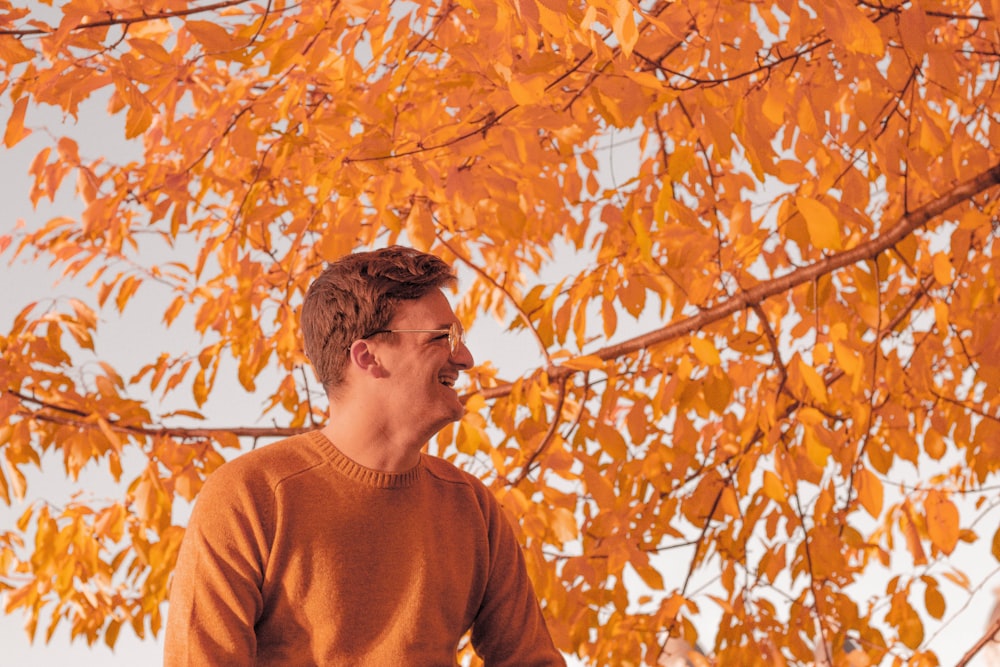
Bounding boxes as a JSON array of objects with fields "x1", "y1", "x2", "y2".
[{"x1": 309, "y1": 430, "x2": 423, "y2": 489}]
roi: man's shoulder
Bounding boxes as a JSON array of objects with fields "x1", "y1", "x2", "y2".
[
  {"x1": 205, "y1": 430, "x2": 330, "y2": 490},
  {"x1": 422, "y1": 453, "x2": 480, "y2": 485},
  {"x1": 421, "y1": 455, "x2": 500, "y2": 509}
]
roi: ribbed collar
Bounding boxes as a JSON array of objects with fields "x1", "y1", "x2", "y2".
[{"x1": 307, "y1": 430, "x2": 424, "y2": 490}]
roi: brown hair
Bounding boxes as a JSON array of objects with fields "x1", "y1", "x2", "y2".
[{"x1": 301, "y1": 246, "x2": 456, "y2": 392}]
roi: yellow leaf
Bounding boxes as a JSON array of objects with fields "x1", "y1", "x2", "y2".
[
  {"x1": 798, "y1": 406, "x2": 825, "y2": 425},
  {"x1": 833, "y1": 340, "x2": 860, "y2": 377},
  {"x1": 562, "y1": 354, "x2": 605, "y2": 371},
  {"x1": 456, "y1": 420, "x2": 484, "y2": 455},
  {"x1": 690, "y1": 336, "x2": 721, "y2": 366},
  {"x1": 762, "y1": 470, "x2": 786, "y2": 502},
  {"x1": 933, "y1": 300, "x2": 949, "y2": 332},
  {"x1": 932, "y1": 252, "x2": 953, "y2": 285},
  {"x1": 797, "y1": 356, "x2": 828, "y2": 402},
  {"x1": 795, "y1": 196, "x2": 843, "y2": 250},
  {"x1": 804, "y1": 427, "x2": 831, "y2": 467},
  {"x1": 464, "y1": 393, "x2": 486, "y2": 413}
]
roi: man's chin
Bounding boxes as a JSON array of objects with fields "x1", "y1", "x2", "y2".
[{"x1": 446, "y1": 403, "x2": 465, "y2": 422}]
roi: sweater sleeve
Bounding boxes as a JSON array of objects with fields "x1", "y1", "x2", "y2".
[
  {"x1": 163, "y1": 461, "x2": 271, "y2": 667},
  {"x1": 470, "y1": 487, "x2": 566, "y2": 667}
]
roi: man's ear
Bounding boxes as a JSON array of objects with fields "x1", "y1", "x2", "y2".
[{"x1": 348, "y1": 339, "x2": 388, "y2": 378}]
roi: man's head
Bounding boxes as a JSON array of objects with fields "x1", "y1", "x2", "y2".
[{"x1": 301, "y1": 246, "x2": 457, "y2": 392}]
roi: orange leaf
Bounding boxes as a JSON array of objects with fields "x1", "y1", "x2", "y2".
[
  {"x1": 509, "y1": 76, "x2": 547, "y2": 105},
  {"x1": 404, "y1": 201, "x2": 436, "y2": 251},
  {"x1": 795, "y1": 196, "x2": 843, "y2": 251},
  {"x1": 932, "y1": 252, "x2": 953, "y2": 285},
  {"x1": 924, "y1": 490, "x2": 959, "y2": 555},
  {"x1": 562, "y1": 354, "x2": 605, "y2": 371},
  {"x1": 855, "y1": 467, "x2": 883, "y2": 518},
  {"x1": 115, "y1": 275, "x2": 142, "y2": 312},
  {"x1": 611, "y1": 0, "x2": 638, "y2": 57},
  {"x1": 820, "y1": 2, "x2": 885, "y2": 56},
  {"x1": 4, "y1": 96, "x2": 30, "y2": 147},
  {"x1": 797, "y1": 356, "x2": 828, "y2": 402},
  {"x1": 924, "y1": 582, "x2": 945, "y2": 619},
  {"x1": 900, "y1": 501, "x2": 928, "y2": 565},
  {"x1": 582, "y1": 466, "x2": 617, "y2": 508},
  {"x1": 549, "y1": 507, "x2": 578, "y2": 543},
  {"x1": 0, "y1": 464, "x2": 9, "y2": 504},
  {"x1": 185, "y1": 20, "x2": 242, "y2": 52}
]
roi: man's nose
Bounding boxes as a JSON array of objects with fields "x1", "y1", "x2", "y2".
[{"x1": 452, "y1": 340, "x2": 474, "y2": 369}]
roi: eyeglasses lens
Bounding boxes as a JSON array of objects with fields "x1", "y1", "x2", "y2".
[{"x1": 449, "y1": 323, "x2": 465, "y2": 355}]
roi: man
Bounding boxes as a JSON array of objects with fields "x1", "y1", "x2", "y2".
[{"x1": 164, "y1": 246, "x2": 565, "y2": 666}]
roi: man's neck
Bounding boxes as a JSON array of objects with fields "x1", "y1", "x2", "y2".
[{"x1": 320, "y1": 409, "x2": 426, "y2": 473}]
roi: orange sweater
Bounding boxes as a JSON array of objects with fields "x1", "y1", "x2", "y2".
[{"x1": 163, "y1": 431, "x2": 564, "y2": 666}]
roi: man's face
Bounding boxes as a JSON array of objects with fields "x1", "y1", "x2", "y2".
[{"x1": 372, "y1": 290, "x2": 474, "y2": 437}]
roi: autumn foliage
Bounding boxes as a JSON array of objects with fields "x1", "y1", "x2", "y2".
[{"x1": 2, "y1": 0, "x2": 1000, "y2": 664}]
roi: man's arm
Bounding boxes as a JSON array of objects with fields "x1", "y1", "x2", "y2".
[
  {"x1": 470, "y1": 488, "x2": 567, "y2": 667},
  {"x1": 163, "y1": 463, "x2": 270, "y2": 666}
]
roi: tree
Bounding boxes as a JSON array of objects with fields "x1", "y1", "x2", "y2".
[{"x1": 1, "y1": 0, "x2": 999, "y2": 664}]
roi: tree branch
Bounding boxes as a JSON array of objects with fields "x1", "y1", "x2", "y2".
[
  {"x1": 0, "y1": 0, "x2": 257, "y2": 36},
  {"x1": 10, "y1": 164, "x2": 1000, "y2": 442},
  {"x1": 476, "y1": 161, "x2": 1000, "y2": 400},
  {"x1": 955, "y1": 612, "x2": 1000, "y2": 667}
]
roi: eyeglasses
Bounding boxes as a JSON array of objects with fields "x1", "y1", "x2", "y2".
[{"x1": 360, "y1": 321, "x2": 467, "y2": 355}]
